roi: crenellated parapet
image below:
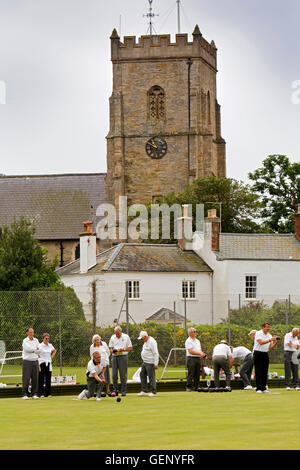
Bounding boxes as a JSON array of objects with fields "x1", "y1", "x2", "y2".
[{"x1": 110, "y1": 25, "x2": 217, "y2": 69}]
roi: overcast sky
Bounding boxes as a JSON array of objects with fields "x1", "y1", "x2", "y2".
[{"x1": 0, "y1": 0, "x2": 299, "y2": 181}]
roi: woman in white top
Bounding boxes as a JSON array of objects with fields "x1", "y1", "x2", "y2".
[
  {"x1": 38, "y1": 333, "x2": 56, "y2": 397},
  {"x1": 90, "y1": 335, "x2": 111, "y2": 395}
]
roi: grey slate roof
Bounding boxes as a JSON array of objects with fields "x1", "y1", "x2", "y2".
[
  {"x1": 57, "y1": 243, "x2": 213, "y2": 275},
  {"x1": 0, "y1": 173, "x2": 106, "y2": 240},
  {"x1": 146, "y1": 307, "x2": 187, "y2": 323},
  {"x1": 218, "y1": 233, "x2": 300, "y2": 260}
]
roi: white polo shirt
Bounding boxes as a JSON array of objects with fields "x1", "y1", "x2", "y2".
[
  {"x1": 141, "y1": 336, "x2": 159, "y2": 366},
  {"x1": 212, "y1": 343, "x2": 231, "y2": 359},
  {"x1": 22, "y1": 337, "x2": 40, "y2": 361},
  {"x1": 253, "y1": 330, "x2": 272, "y2": 352},
  {"x1": 109, "y1": 333, "x2": 132, "y2": 356},
  {"x1": 185, "y1": 337, "x2": 202, "y2": 357},
  {"x1": 232, "y1": 347, "x2": 252, "y2": 360},
  {"x1": 86, "y1": 359, "x2": 106, "y2": 378},
  {"x1": 284, "y1": 332, "x2": 300, "y2": 352}
]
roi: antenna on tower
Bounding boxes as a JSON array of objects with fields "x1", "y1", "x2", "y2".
[
  {"x1": 177, "y1": 0, "x2": 181, "y2": 34},
  {"x1": 143, "y1": 0, "x2": 159, "y2": 35}
]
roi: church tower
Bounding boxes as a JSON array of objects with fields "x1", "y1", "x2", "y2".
[{"x1": 106, "y1": 25, "x2": 226, "y2": 209}]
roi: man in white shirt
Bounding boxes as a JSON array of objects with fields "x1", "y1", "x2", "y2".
[
  {"x1": 22, "y1": 328, "x2": 40, "y2": 399},
  {"x1": 137, "y1": 331, "x2": 159, "y2": 397},
  {"x1": 212, "y1": 340, "x2": 232, "y2": 389},
  {"x1": 77, "y1": 351, "x2": 106, "y2": 401},
  {"x1": 185, "y1": 328, "x2": 206, "y2": 392},
  {"x1": 284, "y1": 328, "x2": 300, "y2": 390},
  {"x1": 253, "y1": 322, "x2": 280, "y2": 393},
  {"x1": 230, "y1": 346, "x2": 253, "y2": 390},
  {"x1": 109, "y1": 326, "x2": 132, "y2": 396}
]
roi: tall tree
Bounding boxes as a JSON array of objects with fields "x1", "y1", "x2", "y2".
[
  {"x1": 143, "y1": 177, "x2": 262, "y2": 243},
  {"x1": 249, "y1": 155, "x2": 300, "y2": 232},
  {"x1": 0, "y1": 217, "x2": 60, "y2": 290}
]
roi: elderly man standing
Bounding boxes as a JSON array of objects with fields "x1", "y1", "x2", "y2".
[
  {"x1": 137, "y1": 331, "x2": 159, "y2": 397},
  {"x1": 22, "y1": 328, "x2": 40, "y2": 399},
  {"x1": 109, "y1": 326, "x2": 132, "y2": 396},
  {"x1": 284, "y1": 328, "x2": 300, "y2": 391},
  {"x1": 185, "y1": 328, "x2": 206, "y2": 392},
  {"x1": 253, "y1": 322, "x2": 280, "y2": 393},
  {"x1": 212, "y1": 340, "x2": 233, "y2": 390}
]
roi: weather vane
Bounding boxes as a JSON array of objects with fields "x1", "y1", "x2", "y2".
[{"x1": 143, "y1": 0, "x2": 159, "y2": 35}]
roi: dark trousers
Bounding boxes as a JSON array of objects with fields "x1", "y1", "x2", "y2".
[
  {"x1": 39, "y1": 362, "x2": 52, "y2": 397},
  {"x1": 213, "y1": 356, "x2": 231, "y2": 388},
  {"x1": 254, "y1": 350, "x2": 269, "y2": 391},
  {"x1": 140, "y1": 362, "x2": 157, "y2": 394},
  {"x1": 186, "y1": 357, "x2": 201, "y2": 390},
  {"x1": 22, "y1": 360, "x2": 39, "y2": 397},
  {"x1": 284, "y1": 351, "x2": 299, "y2": 387},
  {"x1": 111, "y1": 355, "x2": 128, "y2": 394},
  {"x1": 85, "y1": 376, "x2": 104, "y2": 398},
  {"x1": 240, "y1": 353, "x2": 254, "y2": 387}
]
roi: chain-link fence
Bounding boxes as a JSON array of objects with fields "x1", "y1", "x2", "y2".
[{"x1": 0, "y1": 288, "x2": 300, "y2": 383}]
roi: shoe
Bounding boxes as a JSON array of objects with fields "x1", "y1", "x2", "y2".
[
  {"x1": 225, "y1": 386, "x2": 232, "y2": 392},
  {"x1": 32, "y1": 395, "x2": 39, "y2": 399},
  {"x1": 262, "y1": 390, "x2": 271, "y2": 393},
  {"x1": 121, "y1": 393, "x2": 126, "y2": 396},
  {"x1": 256, "y1": 390, "x2": 262, "y2": 394},
  {"x1": 148, "y1": 393, "x2": 157, "y2": 397},
  {"x1": 137, "y1": 391, "x2": 148, "y2": 396},
  {"x1": 96, "y1": 397, "x2": 101, "y2": 401},
  {"x1": 77, "y1": 390, "x2": 86, "y2": 400},
  {"x1": 40, "y1": 395, "x2": 44, "y2": 398},
  {"x1": 294, "y1": 387, "x2": 300, "y2": 391},
  {"x1": 244, "y1": 385, "x2": 253, "y2": 390},
  {"x1": 22, "y1": 395, "x2": 29, "y2": 400},
  {"x1": 186, "y1": 388, "x2": 192, "y2": 392},
  {"x1": 286, "y1": 387, "x2": 291, "y2": 391}
]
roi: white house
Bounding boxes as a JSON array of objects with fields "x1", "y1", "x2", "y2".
[
  {"x1": 193, "y1": 206, "x2": 300, "y2": 320},
  {"x1": 57, "y1": 221, "x2": 213, "y2": 326}
]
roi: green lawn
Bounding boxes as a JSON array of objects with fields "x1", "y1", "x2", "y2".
[{"x1": 0, "y1": 389, "x2": 300, "y2": 450}]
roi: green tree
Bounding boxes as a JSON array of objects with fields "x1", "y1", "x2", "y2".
[
  {"x1": 143, "y1": 177, "x2": 262, "y2": 243},
  {"x1": 0, "y1": 217, "x2": 60, "y2": 291},
  {"x1": 249, "y1": 155, "x2": 300, "y2": 232}
]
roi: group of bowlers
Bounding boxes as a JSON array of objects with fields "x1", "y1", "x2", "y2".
[
  {"x1": 186, "y1": 322, "x2": 300, "y2": 393},
  {"x1": 21, "y1": 322, "x2": 300, "y2": 400}
]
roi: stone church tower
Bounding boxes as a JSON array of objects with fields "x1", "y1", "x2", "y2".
[{"x1": 106, "y1": 25, "x2": 226, "y2": 209}]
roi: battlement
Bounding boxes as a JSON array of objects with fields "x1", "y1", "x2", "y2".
[{"x1": 110, "y1": 25, "x2": 217, "y2": 69}]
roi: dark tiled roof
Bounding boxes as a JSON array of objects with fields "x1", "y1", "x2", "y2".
[
  {"x1": 218, "y1": 233, "x2": 300, "y2": 260},
  {"x1": 0, "y1": 173, "x2": 106, "y2": 239},
  {"x1": 146, "y1": 307, "x2": 187, "y2": 323},
  {"x1": 57, "y1": 243, "x2": 213, "y2": 275}
]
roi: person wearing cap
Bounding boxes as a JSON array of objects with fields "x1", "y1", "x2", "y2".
[
  {"x1": 253, "y1": 322, "x2": 280, "y2": 393},
  {"x1": 109, "y1": 326, "x2": 132, "y2": 396},
  {"x1": 137, "y1": 331, "x2": 159, "y2": 397},
  {"x1": 90, "y1": 334, "x2": 111, "y2": 395},
  {"x1": 185, "y1": 328, "x2": 207, "y2": 392},
  {"x1": 77, "y1": 351, "x2": 106, "y2": 401},
  {"x1": 212, "y1": 340, "x2": 232, "y2": 389},
  {"x1": 283, "y1": 328, "x2": 300, "y2": 391},
  {"x1": 230, "y1": 346, "x2": 253, "y2": 390}
]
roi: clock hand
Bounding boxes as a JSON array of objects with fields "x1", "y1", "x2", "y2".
[{"x1": 149, "y1": 141, "x2": 158, "y2": 149}]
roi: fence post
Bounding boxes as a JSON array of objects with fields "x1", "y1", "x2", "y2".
[
  {"x1": 238, "y1": 294, "x2": 241, "y2": 343},
  {"x1": 125, "y1": 281, "x2": 129, "y2": 335},
  {"x1": 184, "y1": 295, "x2": 187, "y2": 340},
  {"x1": 285, "y1": 298, "x2": 289, "y2": 333},
  {"x1": 228, "y1": 300, "x2": 231, "y2": 345},
  {"x1": 58, "y1": 290, "x2": 63, "y2": 376},
  {"x1": 173, "y1": 301, "x2": 177, "y2": 366},
  {"x1": 289, "y1": 294, "x2": 291, "y2": 329},
  {"x1": 92, "y1": 280, "x2": 97, "y2": 334}
]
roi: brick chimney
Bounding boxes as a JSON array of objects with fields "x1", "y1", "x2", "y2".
[
  {"x1": 295, "y1": 204, "x2": 300, "y2": 240},
  {"x1": 79, "y1": 221, "x2": 97, "y2": 273},
  {"x1": 177, "y1": 204, "x2": 193, "y2": 251},
  {"x1": 205, "y1": 209, "x2": 220, "y2": 251}
]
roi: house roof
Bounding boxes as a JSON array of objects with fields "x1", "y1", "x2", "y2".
[
  {"x1": 0, "y1": 173, "x2": 106, "y2": 240},
  {"x1": 146, "y1": 307, "x2": 187, "y2": 323},
  {"x1": 57, "y1": 243, "x2": 213, "y2": 275},
  {"x1": 218, "y1": 233, "x2": 300, "y2": 261}
]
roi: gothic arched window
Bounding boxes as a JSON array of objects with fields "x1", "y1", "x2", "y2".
[{"x1": 148, "y1": 85, "x2": 165, "y2": 120}]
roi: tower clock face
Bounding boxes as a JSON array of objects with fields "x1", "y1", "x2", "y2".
[{"x1": 145, "y1": 136, "x2": 167, "y2": 160}]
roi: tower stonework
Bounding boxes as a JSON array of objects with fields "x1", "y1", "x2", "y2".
[{"x1": 106, "y1": 25, "x2": 226, "y2": 208}]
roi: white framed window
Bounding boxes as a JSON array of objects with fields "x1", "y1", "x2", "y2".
[
  {"x1": 245, "y1": 275, "x2": 258, "y2": 299},
  {"x1": 126, "y1": 280, "x2": 140, "y2": 299},
  {"x1": 182, "y1": 280, "x2": 196, "y2": 299}
]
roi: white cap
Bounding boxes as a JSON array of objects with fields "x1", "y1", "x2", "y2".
[{"x1": 138, "y1": 331, "x2": 148, "y2": 340}]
